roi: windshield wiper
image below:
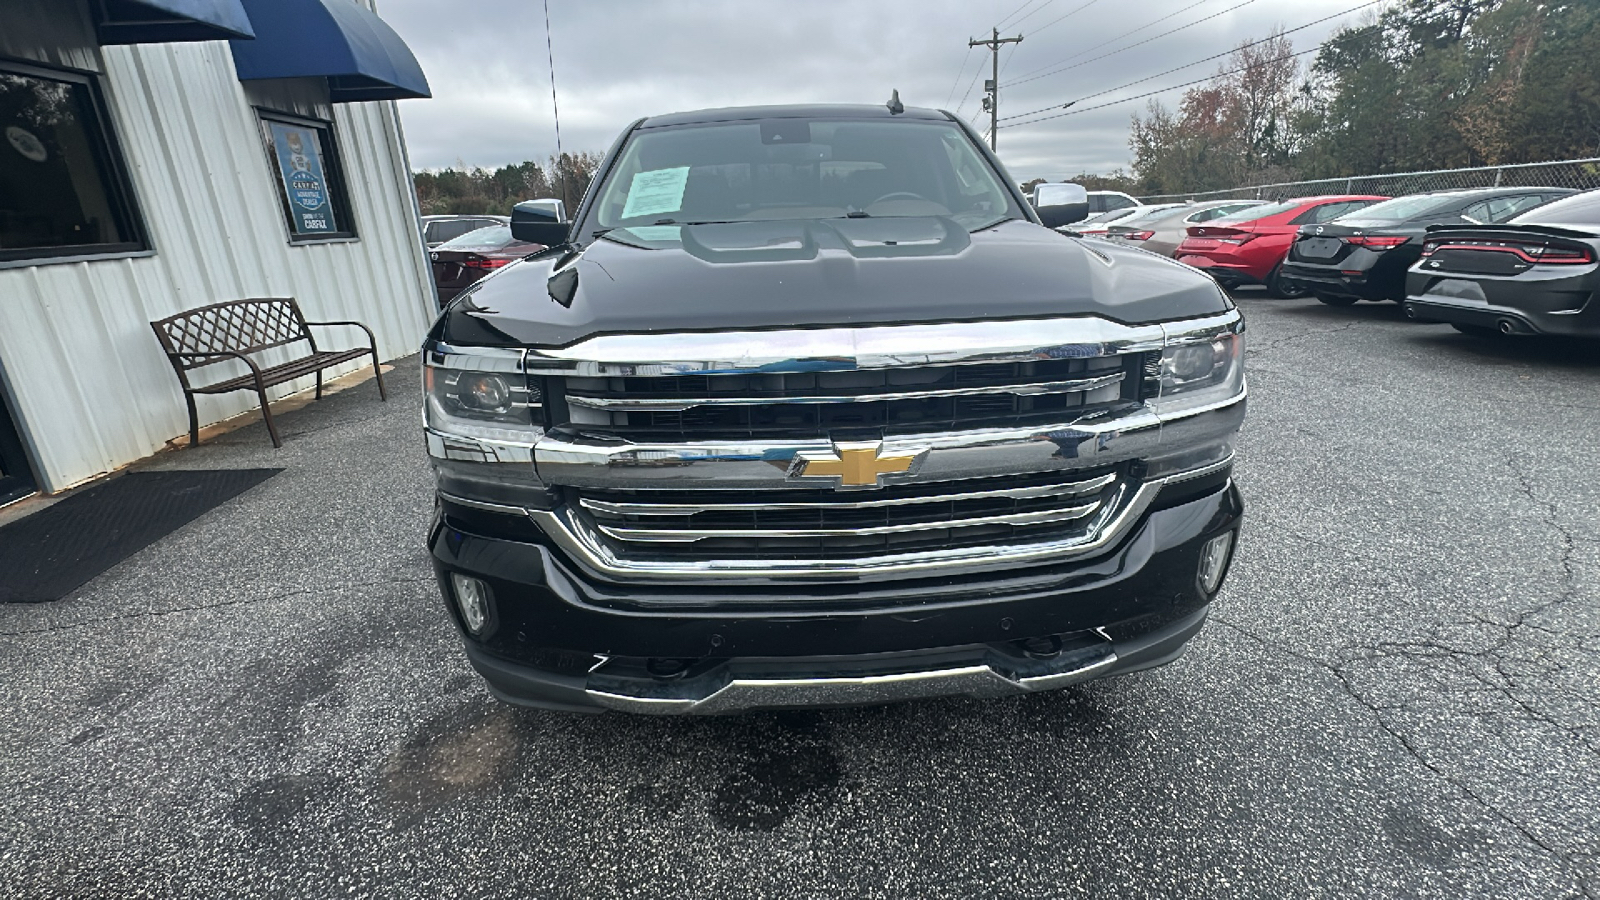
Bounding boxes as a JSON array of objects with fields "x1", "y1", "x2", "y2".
[{"x1": 969, "y1": 214, "x2": 1017, "y2": 232}]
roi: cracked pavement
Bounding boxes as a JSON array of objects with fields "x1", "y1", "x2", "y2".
[{"x1": 1, "y1": 294, "x2": 1597, "y2": 898}]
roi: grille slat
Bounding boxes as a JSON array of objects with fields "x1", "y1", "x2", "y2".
[
  {"x1": 565, "y1": 373, "x2": 1125, "y2": 412},
  {"x1": 560, "y1": 354, "x2": 1145, "y2": 440},
  {"x1": 571, "y1": 467, "x2": 1130, "y2": 563},
  {"x1": 595, "y1": 504, "x2": 1102, "y2": 543}
]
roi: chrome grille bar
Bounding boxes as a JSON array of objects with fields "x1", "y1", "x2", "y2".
[
  {"x1": 527, "y1": 478, "x2": 1171, "y2": 583},
  {"x1": 594, "y1": 503, "x2": 1103, "y2": 543},
  {"x1": 565, "y1": 373, "x2": 1125, "y2": 412},
  {"x1": 577, "y1": 472, "x2": 1117, "y2": 516}
]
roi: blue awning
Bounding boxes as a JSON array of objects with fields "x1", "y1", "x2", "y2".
[
  {"x1": 229, "y1": 0, "x2": 430, "y2": 103},
  {"x1": 96, "y1": 0, "x2": 255, "y2": 44}
]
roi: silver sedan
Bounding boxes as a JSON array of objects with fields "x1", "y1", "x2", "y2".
[{"x1": 1100, "y1": 200, "x2": 1265, "y2": 257}]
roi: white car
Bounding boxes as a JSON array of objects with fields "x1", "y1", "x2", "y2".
[
  {"x1": 1074, "y1": 203, "x2": 1185, "y2": 236},
  {"x1": 1086, "y1": 190, "x2": 1140, "y2": 215}
]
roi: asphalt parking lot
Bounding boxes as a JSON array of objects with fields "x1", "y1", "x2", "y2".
[{"x1": 2, "y1": 293, "x2": 1597, "y2": 899}]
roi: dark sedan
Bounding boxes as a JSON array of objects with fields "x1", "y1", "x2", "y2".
[
  {"x1": 1404, "y1": 189, "x2": 1600, "y2": 338},
  {"x1": 430, "y1": 225, "x2": 543, "y2": 308},
  {"x1": 1282, "y1": 187, "x2": 1573, "y2": 306}
]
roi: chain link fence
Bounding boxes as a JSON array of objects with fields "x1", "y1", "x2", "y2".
[{"x1": 1136, "y1": 158, "x2": 1600, "y2": 204}]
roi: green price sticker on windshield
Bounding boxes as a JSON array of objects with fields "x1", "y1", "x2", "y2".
[{"x1": 621, "y1": 167, "x2": 689, "y2": 220}]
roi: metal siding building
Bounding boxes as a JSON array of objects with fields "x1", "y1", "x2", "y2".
[{"x1": 0, "y1": 0, "x2": 434, "y2": 495}]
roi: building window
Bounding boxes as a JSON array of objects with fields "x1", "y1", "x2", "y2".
[
  {"x1": 257, "y1": 110, "x2": 356, "y2": 242},
  {"x1": 0, "y1": 59, "x2": 147, "y2": 264}
]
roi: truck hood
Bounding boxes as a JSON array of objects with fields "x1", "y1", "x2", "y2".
[{"x1": 435, "y1": 217, "x2": 1228, "y2": 348}]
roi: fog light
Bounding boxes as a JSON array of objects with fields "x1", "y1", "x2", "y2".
[
  {"x1": 1198, "y1": 531, "x2": 1235, "y2": 595},
  {"x1": 450, "y1": 573, "x2": 494, "y2": 636}
]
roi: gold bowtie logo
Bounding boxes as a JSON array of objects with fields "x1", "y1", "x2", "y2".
[{"x1": 790, "y1": 441, "x2": 927, "y2": 489}]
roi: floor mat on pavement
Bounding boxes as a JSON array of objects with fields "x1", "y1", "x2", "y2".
[{"x1": 0, "y1": 469, "x2": 281, "y2": 603}]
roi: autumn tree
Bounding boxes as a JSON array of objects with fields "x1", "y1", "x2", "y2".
[
  {"x1": 1113, "y1": 1, "x2": 1600, "y2": 194},
  {"x1": 1129, "y1": 29, "x2": 1300, "y2": 192}
]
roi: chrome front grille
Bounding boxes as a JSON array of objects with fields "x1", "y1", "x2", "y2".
[
  {"x1": 566, "y1": 466, "x2": 1130, "y2": 562},
  {"x1": 505, "y1": 315, "x2": 1243, "y2": 583},
  {"x1": 559, "y1": 355, "x2": 1145, "y2": 440}
]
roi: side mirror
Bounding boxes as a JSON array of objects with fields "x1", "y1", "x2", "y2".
[
  {"x1": 511, "y1": 200, "x2": 570, "y2": 246},
  {"x1": 1031, "y1": 183, "x2": 1090, "y2": 228}
]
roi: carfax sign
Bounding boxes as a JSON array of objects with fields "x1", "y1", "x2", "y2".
[{"x1": 268, "y1": 122, "x2": 337, "y2": 235}]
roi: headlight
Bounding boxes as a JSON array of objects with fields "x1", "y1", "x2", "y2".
[
  {"x1": 425, "y1": 347, "x2": 541, "y2": 432},
  {"x1": 424, "y1": 343, "x2": 549, "y2": 507},
  {"x1": 428, "y1": 367, "x2": 543, "y2": 425},
  {"x1": 1149, "y1": 326, "x2": 1244, "y2": 417}
]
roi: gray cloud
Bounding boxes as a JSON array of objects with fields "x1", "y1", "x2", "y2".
[{"x1": 378, "y1": 0, "x2": 1373, "y2": 182}]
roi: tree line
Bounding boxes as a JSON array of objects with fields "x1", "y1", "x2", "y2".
[
  {"x1": 413, "y1": 152, "x2": 604, "y2": 217},
  {"x1": 1031, "y1": 0, "x2": 1600, "y2": 196}
]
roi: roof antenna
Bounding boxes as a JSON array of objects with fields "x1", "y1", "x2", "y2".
[{"x1": 886, "y1": 89, "x2": 904, "y2": 115}]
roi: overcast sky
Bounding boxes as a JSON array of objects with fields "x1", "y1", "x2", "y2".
[{"x1": 377, "y1": 0, "x2": 1383, "y2": 182}]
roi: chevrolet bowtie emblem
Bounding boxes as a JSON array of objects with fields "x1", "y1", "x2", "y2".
[{"x1": 789, "y1": 441, "x2": 928, "y2": 489}]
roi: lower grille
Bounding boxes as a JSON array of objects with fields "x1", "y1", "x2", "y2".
[{"x1": 568, "y1": 466, "x2": 1130, "y2": 562}]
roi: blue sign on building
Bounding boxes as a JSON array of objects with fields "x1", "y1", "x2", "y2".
[{"x1": 268, "y1": 122, "x2": 336, "y2": 234}]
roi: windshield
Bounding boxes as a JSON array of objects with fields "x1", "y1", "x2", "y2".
[
  {"x1": 1209, "y1": 200, "x2": 1302, "y2": 224},
  {"x1": 1080, "y1": 208, "x2": 1140, "y2": 226},
  {"x1": 589, "y1": 118, "x2": 1023, "y2": 233},
  {"x1": 1339, "y1": 194, "x2": 1460, "y2": 222},
  {"x1": 436, "y1": 225, "x2": 513, "y2": 250},
  {"x1": 1513, "y1": 189, "x2": 1600, "y2": 227},
  {"x1": 1107, "y1": 204, "x2": 1185, "y2": 227}
]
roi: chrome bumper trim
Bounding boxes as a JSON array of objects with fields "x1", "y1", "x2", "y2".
[
  {"x1": 575, "y1": 471, "x2": 1117, "y2": 516},
  {"x1": 585, "y1": 647, "x2": 1119, "y2": 715},
  {"x1": 426, "y1": 428, "x2": 537, "y2": 465},
  {"x1": 524, "y1": 316, "x2": 1175, "y2": 377},
  {"x1": 534, "y1": 410, "x2": 1163, "y2": 488},
  {"x1": 564, "y1": 372, "x2": 1126, "y2": 412},
  {"x1": 594, "y1": 501, "x2": 1101, "y2": 543},
  {"x1": 534, "y1": 392, "x2": 1243, "y2": 490},
  {"x1": 437, "y1": 492, "x2": 529, "y2": 516}
]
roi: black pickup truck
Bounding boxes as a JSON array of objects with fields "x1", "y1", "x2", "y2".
[{"x1": 424, "y1": 104, "x2": 1246, "y2": 714}]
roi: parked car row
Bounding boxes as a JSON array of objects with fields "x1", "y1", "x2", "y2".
[
  {"x1": 1170, "y1": 195, "x2": 1389, "y2": 297},
  {"x1": 1281, "y1": 187, "x2": 1575, "y2": 305},
  {"x1": 1102, "y1": 200, "x2": 1265, "y2": 256},
  {"x1": 1034, "y1": 179, "x2": 1596, "y2": 339}
]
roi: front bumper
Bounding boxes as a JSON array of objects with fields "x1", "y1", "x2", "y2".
[{"x1": 431, "y1": 478, "x2": 1243, "y2": 714}]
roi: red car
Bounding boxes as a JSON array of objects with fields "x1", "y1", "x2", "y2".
[
  {"x1": 430, "y1": 225, "x2": 544, "y2": 308},
  {"x1": 1176, "y1": 195, "x2": 1388, "y2": 296}
]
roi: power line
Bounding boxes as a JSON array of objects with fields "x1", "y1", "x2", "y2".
[
  {"x1": 999, "y1": 22, "x2": 1386, "y2": 130},
  {"x1": 994, "y1": 0, "x2": 1044, "y2": 30},
  {"x1": 954, "y1": 61, "x2": 987, "y2": 117},
  {"x1": 1003, "y1": 49, "x2": 1315, "y2": 128},
  {"x1": 1024, "y1": 0, "x2": 1103, "y2": 40},
  {"x1": 1008, "y1": 0, "x2": 1060, "y2": 29},
  {"x1": 998, "y1": 39, "x2": 1023, "y2": 79},
  {"x1": 1004, "y1": 0, "x2": 1213, "y2": 84},
  {"x1": 997, "y1": 0, "x2": 1388, "y2": 123},
  {"x1": 1009, "y1": 0, "x2": 1268, "y2": 91},
  {"x1": 945, "y1": 44, "x2": 978, "y2": 108}
]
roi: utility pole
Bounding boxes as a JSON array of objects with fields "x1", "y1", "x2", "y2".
[{"x1": 969, "y1": 27, "x2": 1022, "y2": 151}]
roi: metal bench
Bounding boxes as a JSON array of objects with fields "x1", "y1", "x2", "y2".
[{"x1": 151, "y1": 298, "x2": 386, "y2": 448}]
